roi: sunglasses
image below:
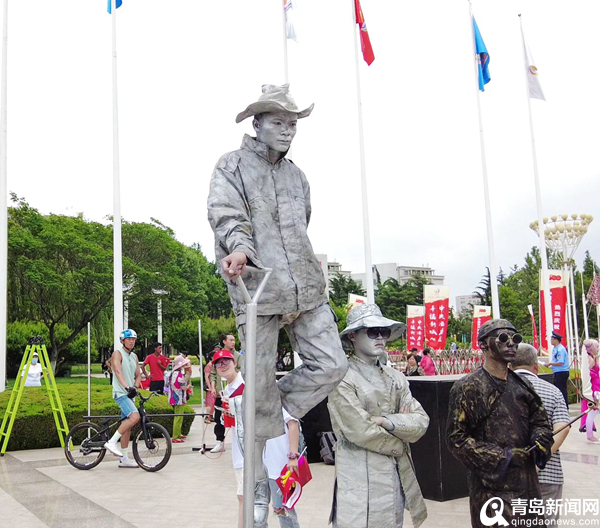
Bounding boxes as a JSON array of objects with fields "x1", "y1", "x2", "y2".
[
  {"x1": 495, "y1": 332, "x2": 523, "y2": 345},
  {"x1": 365, "y1": 327, "x2": 392, "y2": 340},
  {"x1": 215, "y1": 358, "x2": 233, "y2": 369}
]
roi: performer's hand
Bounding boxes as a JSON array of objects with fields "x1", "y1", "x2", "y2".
[
  {"x1": 510, "y1": 447, "x2": 530, "y2": 466},
  {"x1": 222, "y1": 252, "x2": 247, "y2": 279},
  {"x1": 371, "y1": 416, "x2": 384, "y2": 426},
  {"x1": 399, "y1": 405, "x2": 410, "y2": 414}
]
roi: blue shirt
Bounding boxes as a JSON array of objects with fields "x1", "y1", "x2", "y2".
[{"x1": 550, "y1": 344, "x2": 569, "y2": 373}]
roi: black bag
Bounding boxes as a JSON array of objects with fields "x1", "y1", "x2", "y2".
[{"x1": 318, "y1": 431, "x2": 337, "y2": 465}]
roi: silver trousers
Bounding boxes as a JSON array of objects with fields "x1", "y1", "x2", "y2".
[{"x1": 237, "y1": 303, "x2": 348, "y2": 441}]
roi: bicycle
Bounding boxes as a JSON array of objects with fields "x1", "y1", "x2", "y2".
[{"x1": 64, "y1": 390, "x2": 172, "y2": 472}]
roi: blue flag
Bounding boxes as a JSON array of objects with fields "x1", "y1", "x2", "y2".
[
  {"x1": 473, "y1": 17, "x2": 490, "y2": 91},
  {"x1": 107, "y1": 0, "x2": 122, "y2": 14}
]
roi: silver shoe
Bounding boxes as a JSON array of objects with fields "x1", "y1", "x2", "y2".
[{"x1": 253, "y1": 478, "x2": 270, "y2": 528}]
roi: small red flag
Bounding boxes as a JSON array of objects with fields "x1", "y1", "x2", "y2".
[{"x1": 354, "y1": 0, "x2": 375, "y2": 65}]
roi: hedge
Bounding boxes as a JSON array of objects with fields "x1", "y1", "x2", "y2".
[{"x1": 0, "y1": 384, "x2": 195, "y2": 452}]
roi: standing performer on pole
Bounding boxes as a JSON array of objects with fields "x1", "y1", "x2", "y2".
[
  {"x1": 469, "y1": 7, "x2": 501, "y2": 319},
  {"x1": 207, "y1": 84, "x2": 347, "y2": 526},
  {"x1": 519, "y1": 15, "x2": 553, "y2": 351},
  {"x1": 0, "y1": 0, "x2": 8, "y2": 393},
  {"x1": 109, "y1": 0, "x2": 124, "y2": 350}
]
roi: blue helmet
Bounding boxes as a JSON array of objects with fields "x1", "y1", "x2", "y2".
[{"x1": 120, "y1": 329, "x2": 138, "y2": 341}]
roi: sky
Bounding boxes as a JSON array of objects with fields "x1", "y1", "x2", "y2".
[{"x1": 4, "y1": 0, "x2": 599, "y2": 308}]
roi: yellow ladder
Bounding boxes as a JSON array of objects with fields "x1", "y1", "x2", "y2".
[{"x1": 0, "y1": 338, "x2": 70, "y2": 455}]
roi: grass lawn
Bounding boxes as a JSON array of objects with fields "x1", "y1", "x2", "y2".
[{"x1": 71, "y1": 364, "x2": 104, "y2": 375}]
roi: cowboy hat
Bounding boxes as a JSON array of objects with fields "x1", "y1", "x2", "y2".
[
  {"x1": 340, "y1": 304, "x2": 405, "y2": 346},
  {"x1": 235, "y1": 84, "x2": 314, "y2": 124}
]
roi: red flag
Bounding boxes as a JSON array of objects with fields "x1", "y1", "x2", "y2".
[{"x1": 354, "y1": 0, "x2": 375, "y2": 65}]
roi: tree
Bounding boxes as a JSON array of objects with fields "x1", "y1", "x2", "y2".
[
  {"x1": 329, "y1": 273, "x2": 366, "y2": 307},
  {"x1": 8, "y1": 196, "x2": 113, "y2": 366},
  {"x1": 375, "y1": 275, "x2": 431, "y2": 322}
]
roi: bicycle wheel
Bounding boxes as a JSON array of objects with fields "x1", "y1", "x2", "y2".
[
  {"x1": 132, "y1": 422, "x2": 172, "y2": 472},
  {"x1": 64, "y1": 422, "x2": 106, "y2": 470}
]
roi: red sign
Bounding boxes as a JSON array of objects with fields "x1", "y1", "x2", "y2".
[
  {"x1": 471, "y1": 306, "x2": 491, "y2": 350},
  {"x1": 406, "y1": 306, "x2": 425, "y2": 352},
  {"x1": 424, "y1": 286, "x2": 450, "y2": 350},
  {"x1": 540, "y1": 270, "x2": 567, "y2": 350}
]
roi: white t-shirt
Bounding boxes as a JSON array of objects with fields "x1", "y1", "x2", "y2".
[
  {"x1": 264, "y1": 408, "x2": 299, "y2": 479},
  {"x1": 224, "y1": 372, "x2": 245, "y2": 469},
  {"x1": 21, "y1": 362, "x2": 43, "y2": 387}
]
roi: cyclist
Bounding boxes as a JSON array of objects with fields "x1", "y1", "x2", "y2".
[{"x1": 104, "y1": 329, "x2": 142, "y2": 468}]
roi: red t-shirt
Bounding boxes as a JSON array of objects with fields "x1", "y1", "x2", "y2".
[{"x1": 143, "y1": 354, "x2": 168, "y2": 380}]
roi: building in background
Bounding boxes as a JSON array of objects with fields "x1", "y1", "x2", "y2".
[
  {"x1": 351, "y1": 264, "x2": 445, "y2": 292},
  {"x1": 315, "y1": 254, "x2": 352, "y2": 295},
  {"x1": 455, "y1": 294, "x2": 481, "y2": 315}
]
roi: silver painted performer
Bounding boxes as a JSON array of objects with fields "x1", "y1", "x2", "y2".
[
  {"x1": 328, "y1": 304, "x2": 429, "y2": 528},
  {"x1": 207, "y1": 84, "x2": 348, "y2": 525}
]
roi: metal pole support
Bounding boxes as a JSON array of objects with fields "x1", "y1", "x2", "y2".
[{"x1": 237, "y1": 267, "x2": 272, "y2": 528}]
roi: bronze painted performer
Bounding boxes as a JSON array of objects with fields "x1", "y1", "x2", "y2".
[{"x1": 446, "y1": 319, "x2": 554, "y2": 527}]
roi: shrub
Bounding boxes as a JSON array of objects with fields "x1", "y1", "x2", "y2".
[
  {"x1": 168, "y1": 354, "x2": 200, "y2": 365},
  {"x1": 0, "y1": 383, "x2": 195, "y2": 452}
]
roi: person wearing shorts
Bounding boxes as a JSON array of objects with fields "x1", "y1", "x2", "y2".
[{"x1": 104, "y1": 329, "x2": 142, "y2": 468}]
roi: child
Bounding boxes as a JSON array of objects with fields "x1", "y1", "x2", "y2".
[{"x1": 168, "y1": 355, "x2": 191, "y2": 443}]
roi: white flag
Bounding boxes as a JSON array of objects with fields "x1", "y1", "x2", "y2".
[
  {"x1": 522, "y1": 31, "x2": 545, "y2": 100},
  {"x1": 284, "y1": 0, "x2": 298, "y2": 42}
]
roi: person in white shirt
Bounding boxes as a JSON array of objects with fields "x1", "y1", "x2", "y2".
[
  {"x1": 21, "y1": 352, "x2": 43, "y2": 387},
  {"x1": 264, "y1": 408, "x2": 301, "y2": 528}
]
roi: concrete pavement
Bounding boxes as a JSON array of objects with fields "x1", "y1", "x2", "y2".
[{"x1": 0, "y1": 404, "x2": 599, "y2": 527}]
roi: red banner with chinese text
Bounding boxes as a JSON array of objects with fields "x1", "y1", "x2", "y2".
[
  {"x1": 471, "y1": 306, "x2": 491, "y2": 350},
  {"x1": 540, "y1": 269, "x2": 568, "y2": 351},
  {"x1": 424, "y1": 286, "x2": 450, "y2": 350},
  {"x1": 406, "y1": 305, "x2": 425, "y2": 352}
]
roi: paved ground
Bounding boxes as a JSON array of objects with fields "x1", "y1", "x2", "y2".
[{"x1": 1, "y1": 403, "x2": 600, "y2": 527}]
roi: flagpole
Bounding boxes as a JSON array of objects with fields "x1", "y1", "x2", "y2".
[
  {"x1": 351, "y1": 0, "x2": 374, "y2": 304},
  {"x1": 519, "y1": 15, "x2": 552, "y2": 351},
  {"x1": 111, "y1": 0, "x2": 124, "y2": 349},
  {"x1": 468, "y1": 4, "x2": 500, "y2": 318},
  {"x1": 281, "y1": 0, "x2": 289, "y2": 84},
  {"x1": 0, "y1": 0, "x2": 7, "y2": 392}
]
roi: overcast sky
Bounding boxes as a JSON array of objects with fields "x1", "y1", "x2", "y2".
[{"x1": 5, "y1": 0, "x2": 599, "y2": 308}]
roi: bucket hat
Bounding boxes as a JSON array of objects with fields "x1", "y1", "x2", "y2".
[
  {"x1": 236, "y1": 84, "x2": 314, "y2": 123},
  {"x1": 340, "y1": 304, "x2": 405, "y2": 345},
  {"x1": 173, "y1": 355, "x2": 190, "y2": 371}
]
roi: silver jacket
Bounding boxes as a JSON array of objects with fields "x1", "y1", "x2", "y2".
[
  {"x1": 207, "y1": 135, "x2": 328, "y2": 317},
  {"x1": 328, "y1": 356, "x2": 429, "y2": 528}
]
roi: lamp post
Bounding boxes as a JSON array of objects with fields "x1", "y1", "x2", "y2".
[
  {"x1": 152, "y1": 289, "x2": 168, "y2": 344},
  {"x1": 530, "y1": 213, "x2": 593, "y2": 364}
]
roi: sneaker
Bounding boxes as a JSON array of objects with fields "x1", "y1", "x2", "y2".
[
  {"x1": 104, "y1": 441, "x2": 123, "y2": 457},
  {"x1": 118, "y1": 457, "x2": 138, "y2": 468},
  {"x1": 588, "y1": 438, "x2": 600, "y2": 444},
  {"x1": 210, "y1": 441, "x2": 225, "y2": 453},
  {"x1": 172, "y1": 438, "x2": 185, "y2": 443}
]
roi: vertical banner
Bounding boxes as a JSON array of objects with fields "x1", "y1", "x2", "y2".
[
  {"x1": 597, "y1": 305, "x2": 600, "y2": 340},
  {"x1": 406, "y1": 305, "x2": 425, "y2": 352},
  {"x1": 424, "y1": 286, "x2": 450, "y2": 350},
  {"x1": 527, "y1": 304, "x2": 540, "y2": 350},
  {"x1": 471, "y1": 306, "x2": 492, "y2": 350},
  {"x1": 539, "y1": 269, "x2": 568, "y2": 351}
]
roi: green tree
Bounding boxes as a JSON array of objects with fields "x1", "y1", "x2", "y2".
[
  {"x1": 8, "y1": 196, "x2": 113, "y2": 366},
  {"x1": 329, "y1": 273, "x2": 366, "y2": 307},
  {"x1": 375, "y1": 274, "x2": 431, "y2": 322}
]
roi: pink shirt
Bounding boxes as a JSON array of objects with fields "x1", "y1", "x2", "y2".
[{"x1": 420, "y1": 354, "x2": 436, "y2": 376}]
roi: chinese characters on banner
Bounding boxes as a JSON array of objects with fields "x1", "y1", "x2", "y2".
[
  {"x1": 406, "y1": 305, "x2": 425, "y2": 352},
  {"x1": 471, "y1": 306, "x2": 491, "y2": 350},
  {"x1": 424, "y1": 286, "x2": 450, "y2": 350},
  {"x1": 539, "y1": 269, "x2": 568, "y2": 351}
]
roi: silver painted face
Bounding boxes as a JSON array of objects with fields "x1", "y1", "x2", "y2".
[
  {"x1": 350, "y1": 328, "x2": 386, "y2": 364},
  {"x1": 253, "y1": 112, "x2": 298, "y2": 153}
]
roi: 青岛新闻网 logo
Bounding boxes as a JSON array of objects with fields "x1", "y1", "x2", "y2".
[{"x1": 480, "y1": 497, "x2": 508, "y2": 527}]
